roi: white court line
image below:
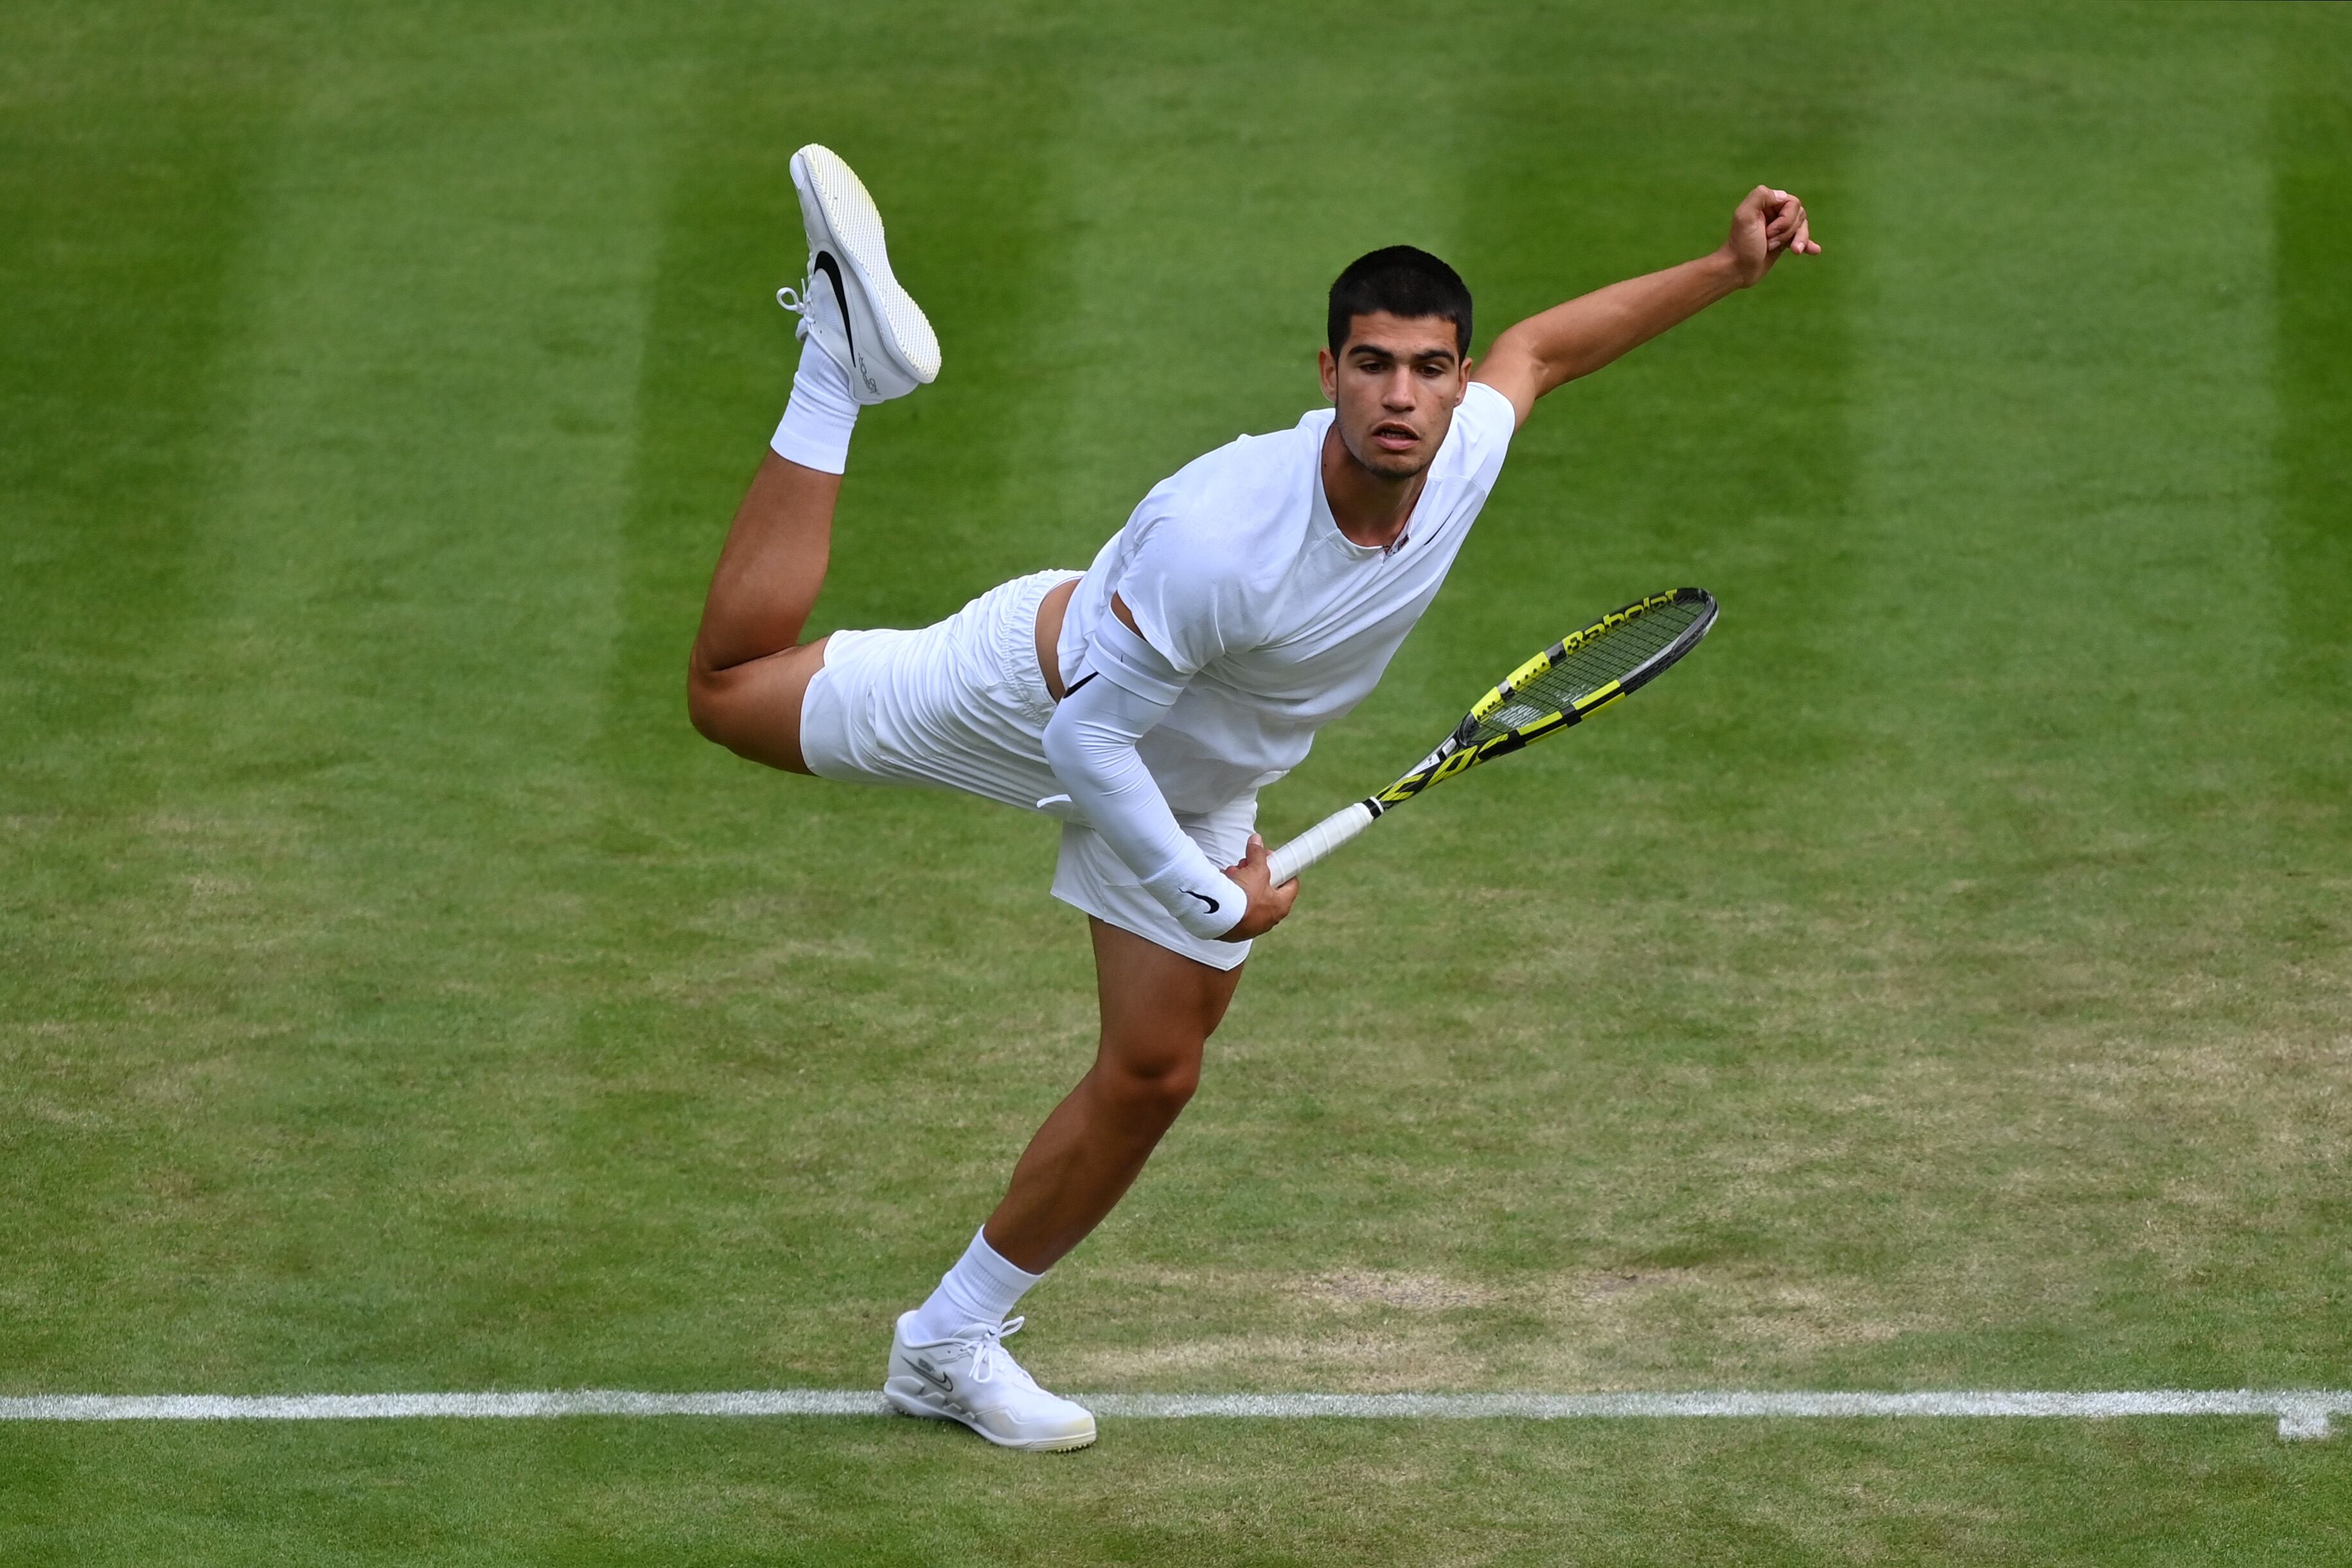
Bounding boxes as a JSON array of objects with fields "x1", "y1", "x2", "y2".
[{"x1": 1, "y1": 1390, "x2": 2339, "y2": 1439}]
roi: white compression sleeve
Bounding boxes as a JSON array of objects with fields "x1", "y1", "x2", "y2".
[{"x1": 1042, "y1": 624, "x2": 1248, "y2": 942}]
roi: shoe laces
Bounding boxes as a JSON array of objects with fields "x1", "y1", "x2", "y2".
[
  {"x1": 962, "y1": 1316, "x2": 1036, "y2": 1389},
  {"x1": 775, "y1": 269, "x2": 817, "y2": 342}
]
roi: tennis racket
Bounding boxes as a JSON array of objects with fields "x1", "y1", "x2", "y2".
[{"x1": 1266, "y1": 587, "x2": 1719, "y2": 886}]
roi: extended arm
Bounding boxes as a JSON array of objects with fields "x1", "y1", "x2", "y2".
[{"x1": 1473, "y1": 185, "x2": 1818, "y2": 425}]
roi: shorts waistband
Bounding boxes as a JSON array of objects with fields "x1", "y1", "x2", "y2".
[{"x1": 989, "y1": 568, "x2": 1084, "y2": 725}]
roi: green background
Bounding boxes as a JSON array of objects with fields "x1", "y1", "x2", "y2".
[{"x1": 4, "y1": 1, "x2": 2347, "y2": 1561}]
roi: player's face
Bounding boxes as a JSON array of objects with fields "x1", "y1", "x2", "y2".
[{"x1": 1318, "y1": 312, "x2": 1470, "y2": 482}]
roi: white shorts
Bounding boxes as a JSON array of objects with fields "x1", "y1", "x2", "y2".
[{"x1": 798, "y1": 568, "x2": 1258, "y2": 971}]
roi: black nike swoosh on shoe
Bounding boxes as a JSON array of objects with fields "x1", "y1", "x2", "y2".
[
  {"x1": 910, "y1": 1357, "x2": 953, "y2": 1394},
  {"x1": 1185, "y1": 890, "x2": 1221, "y2": 914},
  {"x1": 812, "y1": 250, "x2": 854, "y2": 357}
]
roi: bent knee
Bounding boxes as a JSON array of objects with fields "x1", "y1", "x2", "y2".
[
  {"x1": 685, "y1": 666, "x2": 735, "y2": 747},
  {"x1": 1101, "y1": 1056, "x2": 1201, "y2": 1123},
  {"x1": 685, "y1": 660, "x2": 814, "y2": 774}
]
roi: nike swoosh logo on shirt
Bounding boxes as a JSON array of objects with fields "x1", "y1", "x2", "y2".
[
  {"x1": 1186, "y1": 890, "x2": 1221, "y2": 914},
  {"x1": 812, "y1": 250, "x2": 854, "y2": 357}
]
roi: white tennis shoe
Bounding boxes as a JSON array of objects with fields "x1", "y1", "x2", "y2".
[
  {"x1": 779, "y1": 143, "x2": 941, "y2": 404},
  {"x1": 884, "y1": 1312, "x2": 1098, "y2": 1452}
]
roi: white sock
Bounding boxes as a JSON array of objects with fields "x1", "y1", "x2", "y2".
[
  {"x1": 905, "y1": 1227, "x2": 1044, "y2": 1343},
  {"x1": 769, "y1": 337, "x2": 859, "y2": 474}
]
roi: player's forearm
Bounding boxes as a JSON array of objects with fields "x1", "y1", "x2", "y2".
[
  {"x1": 1477, "y1": 250, "x2": 1742, "y2": 422},
  {"x1": 1042, "y1": 680, "x2": 1248, "y2": 941}
]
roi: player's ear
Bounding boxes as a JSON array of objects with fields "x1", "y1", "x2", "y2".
[
  {"x1": 1318, "y1": 346, "x2": 1338, "y2": 403},
  {"x1": 1455, "y1": 357, "x2": 1472, "y2": 404}
]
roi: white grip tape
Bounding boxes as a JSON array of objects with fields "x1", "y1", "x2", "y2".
[{"x1": 1266, "y1": 802, "x2": 1376, "y2": 886}]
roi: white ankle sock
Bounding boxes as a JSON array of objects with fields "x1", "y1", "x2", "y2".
[
  {"x1": 769, "y1": 338, "x2": 860, "y2": 473},
  {"x1": 906, "y1": 1227, "x2": 1044, "y2": 1343}
]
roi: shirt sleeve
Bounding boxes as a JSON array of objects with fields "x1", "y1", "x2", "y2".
[
  {"x1": 1106, "y1": 510, "x2": 1259, "y2": 678},
  {"x1": 1454, "y1": 380, "x2": 1517, "y2": 493}
]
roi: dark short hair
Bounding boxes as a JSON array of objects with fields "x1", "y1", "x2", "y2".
[{"x1": 1326, "y1": 246, "x2": 1473, "y2": 358}]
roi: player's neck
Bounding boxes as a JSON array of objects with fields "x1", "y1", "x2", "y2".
[{"x1": 1320, "y1": 425, "x2": 1428, "y2": 551}]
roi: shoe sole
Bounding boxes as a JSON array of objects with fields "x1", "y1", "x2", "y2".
[
  {"x1": 883, "y1": 1379, "x2": 1099, "y2": 1452},
  {"x1": 790, "y1": 145, "x2": 941, "y2": 384}
]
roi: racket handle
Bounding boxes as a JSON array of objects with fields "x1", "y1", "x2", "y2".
[{"x1": 1266, "y1": 801, "x2": 1377, "y2": 886}]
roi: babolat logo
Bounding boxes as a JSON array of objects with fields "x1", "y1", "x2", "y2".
[{"x1": 1559, "y1": 593, "x2": 1672, "y2": 657}]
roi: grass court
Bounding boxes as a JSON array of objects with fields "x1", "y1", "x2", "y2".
[{"x1": 4, "y1": 1, "x2": 2349, "y2": 1560}]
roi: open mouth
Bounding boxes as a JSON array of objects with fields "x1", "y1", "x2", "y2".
[{"x1": 1370, "y1": 422, "x2": 1419, "y2": 453}]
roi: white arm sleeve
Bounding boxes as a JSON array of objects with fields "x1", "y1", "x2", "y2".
[{"x1": 1042, "y1": 618, "x2": 1249, "y2": 942}]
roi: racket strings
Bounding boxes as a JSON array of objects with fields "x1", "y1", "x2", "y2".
[{"x1": 1472, "y1": 603, "x2": 1704, "y2": 744}]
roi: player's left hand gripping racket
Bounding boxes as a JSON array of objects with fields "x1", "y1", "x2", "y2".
[{"x1": 1266, "y1": 587, "x2": 1719, "y2": 886}]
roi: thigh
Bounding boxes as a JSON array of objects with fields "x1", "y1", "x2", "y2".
[
  {"x1": 1088, "y1": 916, "x2": 1246, "y2": 1077},
  {"x1": 692, "y1": 636, "x2": 830, "y2": 774}
]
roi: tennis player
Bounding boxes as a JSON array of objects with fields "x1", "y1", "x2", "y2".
[{"x1": 687, "y1": 145, "x2": 1816, "y2": 1450}]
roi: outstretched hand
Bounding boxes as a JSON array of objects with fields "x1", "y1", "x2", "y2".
[
  {"x1": 1721, "y1": 185, "x2": 1819, "y2": 287},
  {"x1": 1217, "y1": 833, "x2": 1300, "y2": 941}
]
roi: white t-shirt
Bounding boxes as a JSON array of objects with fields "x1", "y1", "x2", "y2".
[{"x1": 1056, "y1": 380, "x2": 1517, "y2": 813}]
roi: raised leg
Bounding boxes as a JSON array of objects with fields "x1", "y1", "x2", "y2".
[
  {"x1": 980, "y1": 918, "x2": 1246, "y2": 1273},
  {"x1": 685, "y1": 450, "x2": 842, "y2": 773},
  {"x1": 692, "y1": 141, "x2": 940, "y2": 773}
]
